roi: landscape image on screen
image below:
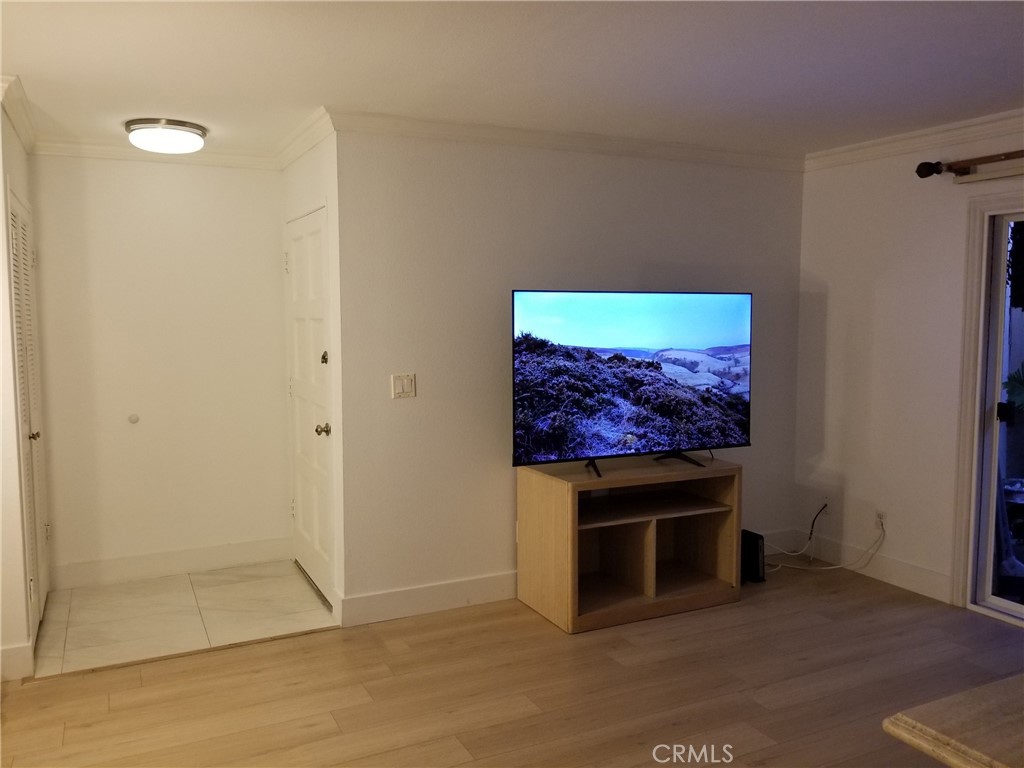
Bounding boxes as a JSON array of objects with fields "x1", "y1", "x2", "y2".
[{"x1": 513, "y1": 291, "x2": 751, "y2": 466}]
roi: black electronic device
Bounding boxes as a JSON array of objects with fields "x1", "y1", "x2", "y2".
[{"x1": 741, "y1": 529, "x2": 765, "y2": 583}]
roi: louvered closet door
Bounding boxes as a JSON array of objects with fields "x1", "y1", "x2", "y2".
[{"x1": 8, "y1": 189, "x2": 49, "y2": 631}]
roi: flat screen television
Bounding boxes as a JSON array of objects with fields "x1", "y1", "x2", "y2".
[{"x1": 513, "y1": 290, "x2": 751, "y2": 468}]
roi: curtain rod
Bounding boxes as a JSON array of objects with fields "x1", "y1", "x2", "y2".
[{"x1": 916, "y1": 150, "x2": 1024, "y2": 179}]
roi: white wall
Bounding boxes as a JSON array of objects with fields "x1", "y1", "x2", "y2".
[
  {"x1": 797, "y1": 134, "x2": 1024, "y2": 601},
  {"x1": 1, "y1": 108, "x2": 33, "y2": 678},
  {"x1": 32, "y1": 155, "x2": 290, "y2": 587},
  {"x1": 335, "y1": 132, "x2": 804, "y2": 620}
]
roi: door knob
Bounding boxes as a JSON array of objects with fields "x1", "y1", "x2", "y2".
[
  {"x1": 315, "y1": 423, "x2": 332, "y2": 437},
  {"x1": 28, "y1": 431, "x2": 41, "y2": 440}
]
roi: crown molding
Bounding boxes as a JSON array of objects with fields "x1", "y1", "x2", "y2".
[
  {"x1": 326, "y1": 110, "x2": 804, "y2": 173},
  {"x1": 27, "y1": 106, "x2": 335, "y2": 171},
  {"x1": 804, "y1": 110, "x2": 1024, "y2": 173},
  {"x1": 274, "y1": 107, "x2": 337, "y2": 169},
  {"x1": 1, "y1": 76, "x2": 37, "y2": 153},
  {"x1": 30, "y1": 139, "x2": 280, "y2": 171}
]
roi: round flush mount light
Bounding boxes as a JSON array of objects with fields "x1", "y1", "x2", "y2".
[{"x1": 124, "y1": 118, "x2": 207, "y2": 154}]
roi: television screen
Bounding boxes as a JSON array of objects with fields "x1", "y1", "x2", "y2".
[{"x1": 513, "y1": 290, "x2": 751, "y2": 467}]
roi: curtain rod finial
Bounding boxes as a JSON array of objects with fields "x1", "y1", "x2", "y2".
[{"x1": 916, "y1": 161, "x2": 944, "y2": 179}]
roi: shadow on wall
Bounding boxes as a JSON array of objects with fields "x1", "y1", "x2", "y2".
[{"x1": 794, "y1": 272, "x2": 846, "y2": 542}]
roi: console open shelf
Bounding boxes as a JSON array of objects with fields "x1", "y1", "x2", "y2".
[{"x1": 516, "y1": 456, "x2": 741, "y2": 632}]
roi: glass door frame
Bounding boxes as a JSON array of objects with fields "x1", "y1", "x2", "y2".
[
  {"x1": 972, "y1": 209, "x2": 1024, "y2": 621},
  {"x1": 954, "y1": 191, "x2": 1023, "y2": 626}
]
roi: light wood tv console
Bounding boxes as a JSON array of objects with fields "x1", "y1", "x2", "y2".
[{"x1": 516, "y1": 457, "x2": 741, "y2": 633}]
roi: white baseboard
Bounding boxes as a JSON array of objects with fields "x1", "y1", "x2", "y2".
[
  {"x1": 51, "y1": 537, "x2": 292, "y2": 590},
  {"x1": 341, "y1": 570, "x2": 517, "y2": 627},
  {"x1": 835, "y1": 541, "x2": 951, "y2": 603},
  {"x1": 756, "y1": 527, "x2": 952, "y2": 603},
  {"x1": 1, "y1": 641, "x2": 34, "y2": 681}
]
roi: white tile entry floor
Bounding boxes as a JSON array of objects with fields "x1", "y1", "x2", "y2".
[{"x1": 34, "y1": 560, "x2": 335, "y2": 677}]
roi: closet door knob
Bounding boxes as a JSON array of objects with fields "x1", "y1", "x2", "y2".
[
  {"x1": 314, "y1": 423, "x2": 332, "y2": 437},
  {"x1": 28, "y1": 431, "x2": 41, "y2": 440}
]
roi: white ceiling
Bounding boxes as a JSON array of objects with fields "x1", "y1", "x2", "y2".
[{"x1": 3, "y1": 1, "x2": 1023, "y2": 163}]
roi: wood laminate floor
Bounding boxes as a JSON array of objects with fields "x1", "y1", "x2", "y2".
[{"x1": 2, "y1": 564, "x2": 1022, "y2": 767}]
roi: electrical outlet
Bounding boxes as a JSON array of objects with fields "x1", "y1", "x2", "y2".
[{"x1": 875, "y1": 511, "x2": 887, "y2": 529}]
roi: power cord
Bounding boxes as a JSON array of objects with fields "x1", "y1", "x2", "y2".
[
  {"x1": 808, "y1": 502, "x2": 828, "y2": 541},
  {"x1": 775, "y1": 525, "x2": 886, "y2": 571},
  {"x1": 764, "y1": 502, "x2": 887, "y2": 572},
  {"x1": 765, "y1": 502, "x2": 828, "y2": 557}
]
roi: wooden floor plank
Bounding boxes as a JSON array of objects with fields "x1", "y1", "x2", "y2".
[
  {"x1": 2, "y1": 566, "x2": 1020, "y2": 768},
  {"x1": 136, "y1": 628, "x2": 384, "y2": 688},
  {"x1": 607, "y1": 608, "x2": 834, "y2": 668},
  {"x1": 0, "y1": 691, "x2": 108, "y2": 728},
  {"x1": 826, "y1": 742, "x2": 945, "y2": 768},
  {"x1": 111, "y1": 658, "x2": 390, "y2": 713},
  {"x1": 1, "y1": 666, "x2": 140, "y2": 716},
  {"x1": 345, "y1": 736, "x2": 474, "y2": 767},
  {"x1": 521, "y1": 658, "x2": 743, "y2": 715},
  {"x1": 360, "y1": 637, "x2": 633, "y2": 716},
  {"x1": 747, "y1": 637, "x2": 968, "y2": 711},
  {"x1": 749, "y1": 657, "x2": 1001, "y2": 746},
  {"x1": 740, "y1": 711, "x2": 933, "y2": 767},
  {"x1": 86, "y1": 714, "x2": 341, "y2": 768},
  {"x1": 222, "y1": 694, "x2": 540, "y2": 767},
  {"x1": 458, "y1": 681, "x2": 766, "y2": 761},
  {"x1": 462, "y1": 693, "x2": 769, "y2": 767},
  {"x1": 582, "y1": 722, "x2": 775, "y2": 768},
  {"x1": 730, "y1": 621, "x2": 955, "y2": 688},
  {"x1": 0, "y1": 721, "x2": 64, "y2": 761},
  {"x1": 72, "y1": 683, "x2": 369, "y2": 745},
  {"x1": 14, "y1": 686, "x2": 371, "y2": 767}
]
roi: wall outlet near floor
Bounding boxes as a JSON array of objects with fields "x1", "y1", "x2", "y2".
[{"x1": 875, "y1": 510, "x2": 887, "y2": 529}]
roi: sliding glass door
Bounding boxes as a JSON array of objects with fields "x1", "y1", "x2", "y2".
[{"x1": 976, "y1": 212, "x2": 1024, "y2": 619}]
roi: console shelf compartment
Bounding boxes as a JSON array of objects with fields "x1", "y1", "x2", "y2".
[{"x1": 516, "y1": 457, "x2": 741, "y2": 633}]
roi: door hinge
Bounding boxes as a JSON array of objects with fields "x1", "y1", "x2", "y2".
[
  {"x1": 288, "y1": 377, "x2": 293, "y2": 397},
  {"x1": 290, "y1": 499, "x2": 296, "y2": 519},
  {"x1": 283, "y1": 251, "x2": 290, "y2": 274},
  {"x1": 45, "y1": 523, "x2": 52, "y2": 542}
]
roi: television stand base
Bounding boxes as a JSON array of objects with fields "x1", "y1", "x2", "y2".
[
  {"x1": 654, "y1": 451, "x2": 705, "y2": 468},
  {"x1": 516, "y1": 456, "x2": 742, "y2": 632},
  {"x1": 583, "y1": 458, "x2": 603, "y2": 478}
]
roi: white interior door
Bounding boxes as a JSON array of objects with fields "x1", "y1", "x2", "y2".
[
  {"x1": 285, "y1": 208, "x2": 335, "y2": 602},
  {"x1": 7, "y1": 187, "x2": 49, "y2": 631}
]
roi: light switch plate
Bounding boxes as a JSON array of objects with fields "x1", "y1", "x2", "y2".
[{"x1": 391, "y1": 373, "x2": 416, "y2": 399}]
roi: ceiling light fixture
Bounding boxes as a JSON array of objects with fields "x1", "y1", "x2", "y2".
[{"x1": 124, "y1": 118, "x2": 207, "y2": 154}]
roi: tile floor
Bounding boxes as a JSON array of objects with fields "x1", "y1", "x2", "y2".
[{"x1": 33, "y1": 560, "x2": 335, "y2": 677}]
